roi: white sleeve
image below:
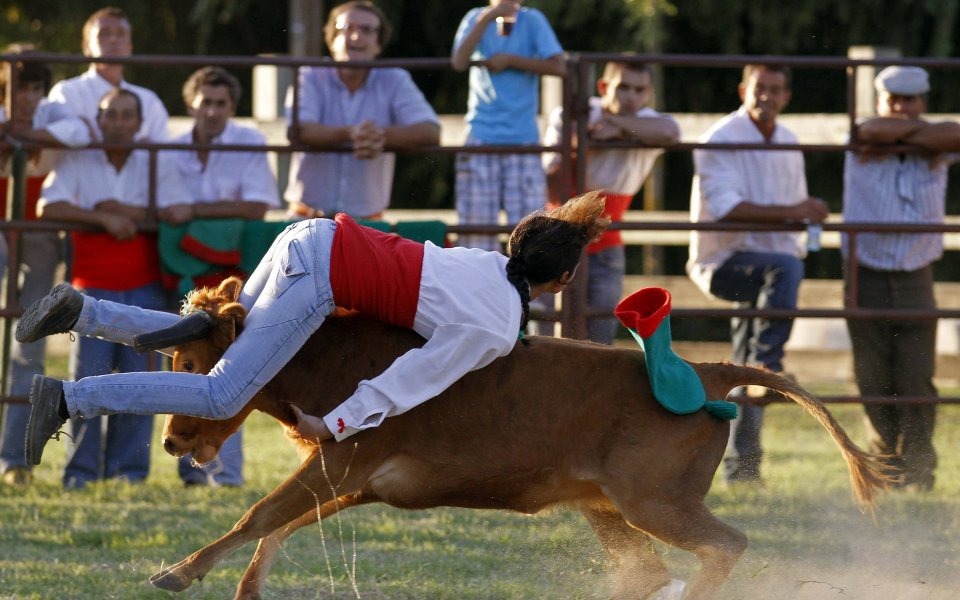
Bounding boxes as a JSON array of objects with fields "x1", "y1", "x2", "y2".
[
  {"x1": 694, "y1": 143, "x2": 748, "y2": 219},
  {"x1": 322, "y1": 323, "x2": 515, "y2": 441},
  {"x1": 237, "y1": 131, "x2": 281, "y2": 206},
  {"x1": 142, "y1": 94, "x2": 170, "y2": 141},
  {"x1": 38, "y1": 157, "x2": 81, "y2": 210},
  {"x1": 38, "y1": 102, "x2": 91, "y2": 148},
  {"x1": 541, "y1": 106, "x2": 563, "y2": 171}
]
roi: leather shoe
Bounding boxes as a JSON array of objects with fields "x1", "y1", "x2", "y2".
[{"x1": 25, "y1": 375, "x2": 67, "y2": 466}]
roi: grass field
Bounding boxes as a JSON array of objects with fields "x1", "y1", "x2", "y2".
[{"x1": 1, "y1": 389, "x2": 958, "y2": 599}]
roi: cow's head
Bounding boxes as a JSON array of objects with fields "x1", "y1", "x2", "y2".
[{"x1": 159, "y1": 277, "x2": 249, "y2": 464}]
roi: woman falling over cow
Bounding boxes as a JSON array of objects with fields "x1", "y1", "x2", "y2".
[{"x1": 19, "y1": 193, "x2": 610, "y2": 465}]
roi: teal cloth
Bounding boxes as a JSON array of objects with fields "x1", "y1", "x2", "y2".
[
  {"x1": 158, "y1": 222, "x2": 220, "y2": 296},
  {"x1": 396, "y1": 220, "x2": 447, "y2": 246},
  {"x1": 239, "y1": 221, "x2": 296, "y2": 274},
  {"x1": 161, "y1": 218, "x2": 450, "y2": 296},
  {"x1": 627, "y1": 317, "x2": 737, "y2": 421},
  {"x1": 356, "y1": 219, "x2": 392, "y2": 233}
]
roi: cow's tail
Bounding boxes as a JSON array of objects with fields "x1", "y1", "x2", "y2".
[{"x1": 695, "y1": 362, "x2": 893, "y2": 517}]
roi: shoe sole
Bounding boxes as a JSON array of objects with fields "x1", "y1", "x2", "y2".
[{"x1": 16, "y1": 283, "x2": 78, "y2": 344}]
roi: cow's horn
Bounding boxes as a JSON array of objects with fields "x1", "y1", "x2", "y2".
[{"x1": 134, "y1": 311, "x2": 213, "y2": 353}]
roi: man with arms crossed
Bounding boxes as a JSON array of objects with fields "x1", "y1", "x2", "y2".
[
  {"x1": 842, "y1": 66, "x2": 960, "y2": 492},
  {"x1": 543, "y1": 61, "x2": 678, "y2": 343}
]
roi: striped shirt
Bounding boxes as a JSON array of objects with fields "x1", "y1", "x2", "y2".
[{"x1": 842, "y1": 149, "x2": 956, "y2": 271}]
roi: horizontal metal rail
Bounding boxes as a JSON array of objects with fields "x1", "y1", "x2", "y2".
[{"x1": 2, "y1": 50, "x2": 959, "y2": 408}]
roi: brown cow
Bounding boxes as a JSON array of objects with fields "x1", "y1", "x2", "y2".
[{"x1": 151, "y1": 278, "x2": 889, "y2": 600}]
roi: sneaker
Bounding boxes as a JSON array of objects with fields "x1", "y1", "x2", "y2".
[
  {"x1": 1, "y1": 466, "x2": 33, "y2": 488},
  {"x1": 16, "y1": 283, "x2": 84, "y2": 344},
  {"x1": 25, "y1": 375, "x2": 67, "y2": 466}
]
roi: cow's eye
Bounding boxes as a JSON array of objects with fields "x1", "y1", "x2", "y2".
[{"x1": 182, "y1": 361, "x2": 195, "y2": 372}]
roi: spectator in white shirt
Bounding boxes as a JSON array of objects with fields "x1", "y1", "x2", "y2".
[
  {"x1": 47, "y1": 6, "x2": 169, "y2": 142},
  {"x1": 687, "y1": 64, "x2": 828, "y2": 484},
  {"x1": 37, "y1": 87, "x2": 186, "y2": 489}
]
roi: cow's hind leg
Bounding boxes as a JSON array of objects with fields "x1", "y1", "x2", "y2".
[
  {"x1": 581, "y1": 506, "x2": 670, "y2": 600},
  {"x1": 235, "y1": 493, "x2": 370, "y2": 600},
  {"x1": 607, "y1": 493, "x2": 746, "y2": 600},
  {"x1": 150, "y1": 447, "x2": 367, "y2": 593}
]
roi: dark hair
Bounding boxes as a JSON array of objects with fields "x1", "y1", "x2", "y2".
[
  {"x1": 82, "y1": 7, "x2": 129, "y2": 51},
  {"x1": 97, "y1": 87, "x2": 143, "y2": 121},
  {"x1": 506, "y1": 191, "x2": 610, "y2": 335},
  {"x1": 324, "y1": 1, "x2": 392, "y2": 49},
  {"x1": 182, "y1": 66, "x2": 242, "y2": 108},
  {"x1": 742, "y1": 63, "x2": 792, "y2": 90},
  {"x1": 1, "y1": 43, "x2": 52, "y2": 103}
]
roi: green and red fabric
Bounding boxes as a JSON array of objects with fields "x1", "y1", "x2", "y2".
[{"x1": 615, "y1": 287, "x2": 737, "y2": 420}]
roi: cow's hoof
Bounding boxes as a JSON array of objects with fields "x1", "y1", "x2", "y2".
[{"x1": 149, "y1": 567, "x2": 195, "y2": 592}]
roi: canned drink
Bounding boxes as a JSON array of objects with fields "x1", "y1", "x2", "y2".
[{"x1": 806, "y1": 223, "x2": 822, "y2": 252}]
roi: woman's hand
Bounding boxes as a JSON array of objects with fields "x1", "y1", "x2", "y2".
[{"x1": 290, "y1": 405, "x2": 334, "y2": 443}]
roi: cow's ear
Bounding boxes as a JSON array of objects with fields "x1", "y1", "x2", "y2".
[
  {"x1": 219, "y1": 301, "x2": 247, "y2": 329},
  {"x1": 219, "y1": 277, "x2": 244, "y2": 302}
]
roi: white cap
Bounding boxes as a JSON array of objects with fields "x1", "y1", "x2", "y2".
[{"x1": 874, "y1": 66, "x2": 930, "y2": 95}]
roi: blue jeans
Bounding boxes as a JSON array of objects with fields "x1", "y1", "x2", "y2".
[
  {"x1": 526, "y1": 246, "x2": 625, "y2": 344},
  {"x1": 64, "y1": 220, "x2": 336, "y2": 422},
  {"x1": 0, "y1": 232, "x2": 63, "y2": 473},
  {"x1": 586, "y1": 246, "x2": 625, "y2": 345},
  {"x1": 64, "y1": 282, "x2": 167, "y2": 488},
  {"x1": 709, "y1": 251, "x2": 803, "y2": 481}
]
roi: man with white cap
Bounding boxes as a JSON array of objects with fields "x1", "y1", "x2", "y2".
[{"x1": 842, "y1": 65, "x2": 960, "y2": 492}]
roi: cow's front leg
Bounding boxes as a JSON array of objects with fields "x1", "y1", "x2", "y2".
[
  {"x1": 235, "y1": 493, "x2": 369, "y2": 600},
  {"x1": 151, "y1": 447, "x2": 366, "y2": 592}
]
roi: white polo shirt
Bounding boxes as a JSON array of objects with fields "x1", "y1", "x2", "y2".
[
  {"x1": 39, "y1": 148, "x2": 186, "y2": 211},
  {"x1": 171, "y1": 121, "x2": 280, "y2": 207}
]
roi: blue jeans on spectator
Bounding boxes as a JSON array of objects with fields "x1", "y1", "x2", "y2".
[
  {"x1": 0, "y1": 232, "x2": 63, "y2": 476},
  {"x1": 527, "y1": 246, "x2": 625, "y2": 343},
  {"x1": 64, "y1": 282, "x2": 167, "y2": 489},
  {"x1": 178, "y1": 428, "x2": 244, "y2": 487},
  {"x1": 586, "y1": 246, "x2": 625, "y2": 345},
  {"x1": 709, "y1": 251, "x2": 803, "y2": 481}
]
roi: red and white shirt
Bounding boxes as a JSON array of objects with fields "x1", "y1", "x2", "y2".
[{"x1": 322, "y1": 215, "x2": 522, "y2": 441}]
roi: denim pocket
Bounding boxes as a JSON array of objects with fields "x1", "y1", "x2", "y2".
[{"x1": 266, "y1": 238, "x2": 309, "y2": 298}]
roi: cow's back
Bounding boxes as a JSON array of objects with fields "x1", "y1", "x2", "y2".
[{"x1": 266, "y1": 318, "x2": 727, "y2": 502}]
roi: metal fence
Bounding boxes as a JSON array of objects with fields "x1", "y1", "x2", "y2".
[{"x1": 1, "y1": 50, "x2": 958, "y2": 406}]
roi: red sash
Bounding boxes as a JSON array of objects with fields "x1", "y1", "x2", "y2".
[
  {"x1": 71, "y1": 232, "x2": 161, "y2": 291},
  {"x1": 329, "y1": 214, "x2": 423, "y2": 328},
  {"x1": 0, "y1": 176, "x2": 44, "y2": 220}
]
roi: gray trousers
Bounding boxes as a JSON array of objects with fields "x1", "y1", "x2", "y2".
[{"x1": 845, "y1": 264, "x2": 938, "y2": 488}]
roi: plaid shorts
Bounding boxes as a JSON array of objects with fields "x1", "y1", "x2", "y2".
[{"x1": 455, "y1": 144, "x2": 546, "y2": 251}]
